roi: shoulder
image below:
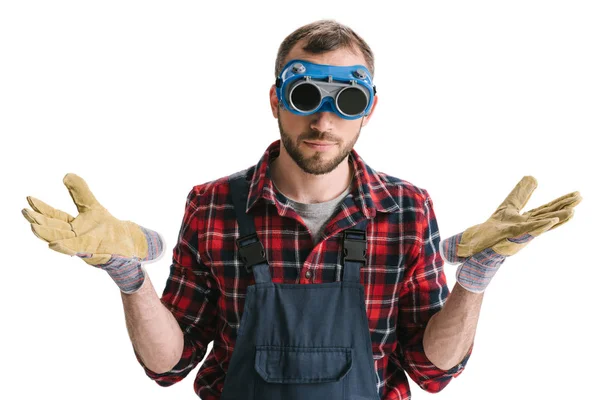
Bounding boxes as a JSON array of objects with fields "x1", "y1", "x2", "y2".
[
  {"x1": 370, "y1": 167, "x2": 432, "y2": 214},
  {"x1": 185, "y1": 165, "x2": 255, "y2": 206}
]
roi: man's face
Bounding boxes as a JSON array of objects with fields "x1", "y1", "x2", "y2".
[{"x1": 269, "y1": 42, "x2": 378, "y2": 176}]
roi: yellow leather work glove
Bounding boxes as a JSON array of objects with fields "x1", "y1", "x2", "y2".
[
  {"x1": 440, "y1": 176, "x2": 582, "y2": 293},
  {"x1": 21, "y1": 173, "x2": 165, "y2": 293}
]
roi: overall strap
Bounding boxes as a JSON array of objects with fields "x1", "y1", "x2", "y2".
[
  {"x1": 341, "y1": 218, "x2": 369, "y2": 283},
  {"x1": 229, "y1": 173, "x2": 272, "y2": 284}
]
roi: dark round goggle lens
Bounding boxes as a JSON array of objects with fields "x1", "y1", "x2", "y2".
[
  {"x1": 290, "y1": 83, "x2": 321, "y2": 112},
  {"x1": 337, "y1": 87, "x2": 368, "y2": 116}
]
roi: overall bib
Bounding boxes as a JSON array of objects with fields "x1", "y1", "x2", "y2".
[{"x1": 220, "y1": 174, "x2": 380, "y2": 400}]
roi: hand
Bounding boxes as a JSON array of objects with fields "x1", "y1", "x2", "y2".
[
  {"x1": 440, "y1": 176, "x2": 582, "y2": 293},
  {"x1": 21, "y1": 173, "x2": 165, "y2": 293}
]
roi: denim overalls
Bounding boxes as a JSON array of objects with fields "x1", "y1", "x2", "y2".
[{"x1": 220, "y1": 174, "x2": 380, "y2": 399}]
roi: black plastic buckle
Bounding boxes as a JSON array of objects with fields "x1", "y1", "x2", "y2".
[
  {"x1": 236, "y1": 233, "x2": 267, "y2": 272},
  {"x1": 343, "y1": 229, "x2": 367, "y2": 263}
]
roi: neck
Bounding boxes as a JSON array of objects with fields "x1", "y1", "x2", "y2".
[{"x1": 270, "y1": 146, "x2": 354, "y2": 204}]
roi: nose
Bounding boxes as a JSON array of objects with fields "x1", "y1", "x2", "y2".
[{"x1": 309, "y1": 111, "x2": 335, "y2": 133}]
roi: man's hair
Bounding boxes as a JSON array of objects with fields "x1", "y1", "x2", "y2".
[{"x1": 274, "y1": 19, "x2": 375, "y2": 79}]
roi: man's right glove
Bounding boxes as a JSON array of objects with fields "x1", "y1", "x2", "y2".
[
  {"x1": 440, "y1": 176, "x2": 582, "y2": 293},
  {"x1": 21, "y1": 173, "x2": 165, "y2": 294}
]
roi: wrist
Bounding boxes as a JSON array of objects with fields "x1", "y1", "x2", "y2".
[
  {"x1": 456, "y1": 248, "x2": 506, "y2": 293},
  {"x1": 100, "y1": 256, "x2": 146, "y2": 294}
]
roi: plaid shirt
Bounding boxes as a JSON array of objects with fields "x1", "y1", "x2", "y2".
[{"x1": 133, "y1": 139, "x2": 471, "y2": 399}]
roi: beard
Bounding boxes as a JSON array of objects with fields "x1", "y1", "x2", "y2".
[{"x1": 277, "y1": 107, "x2": 362, "y2": 176}]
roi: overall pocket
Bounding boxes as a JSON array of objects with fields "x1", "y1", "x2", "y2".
[{"x1": 254, "y1": 345, "x2": 353, "y2": 399}]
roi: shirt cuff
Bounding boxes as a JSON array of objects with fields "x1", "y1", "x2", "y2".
[
  {"x1": 403, "y1": 340, "x2": 473, "y2": 393},
  {"x1": 443, "y1": 342, "x2": 473, "y2": 375},
  {"x1": 133, "y1": 335, "x2": 198, "y2": 383}
]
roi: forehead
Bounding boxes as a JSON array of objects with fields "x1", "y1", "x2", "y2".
[{"x1": 284, "y1": 40, "x2": 367, "y2": 68}]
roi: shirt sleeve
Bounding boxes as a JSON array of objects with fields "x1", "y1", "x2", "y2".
[
  {"x1": 394, "y1": 189, "x2": 472, "y2": 393},
  {"x1": 133, "y1": 186, "x2": 220, "y2": 387}
]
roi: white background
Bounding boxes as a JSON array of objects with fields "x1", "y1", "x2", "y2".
[{"x1": 1, "y1": 1, "x2": 598, "y2": 399}]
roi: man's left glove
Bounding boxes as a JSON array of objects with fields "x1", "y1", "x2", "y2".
[{"x1": 440, "y1": 176, "x2": 582, "y2": 293}]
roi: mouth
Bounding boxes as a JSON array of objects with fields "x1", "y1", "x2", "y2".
[
  {"x1": 304, "y1": 141, "x2": 336, "y2": 151},
  {"x1": 305, "y1": 140, "x2": 336, "y2": 144}
]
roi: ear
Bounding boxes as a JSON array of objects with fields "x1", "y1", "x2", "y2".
[
  {"x1": 269, "y1": 85, "x2": 279, "y2": 118},
  {"x1": 360, "y1": 94, "x2": 378, "y2": 127}
]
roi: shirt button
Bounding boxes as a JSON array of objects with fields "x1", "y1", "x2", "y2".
[{"x1": 305, "y1": 270, "x2": 312, "y2": 279}]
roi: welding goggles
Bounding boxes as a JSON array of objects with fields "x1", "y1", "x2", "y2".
[{"x1": 275, "y1": 59, "x2": 376, "y2": 120}]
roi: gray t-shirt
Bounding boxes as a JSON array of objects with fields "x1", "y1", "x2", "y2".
[{"x1": 273, "y1": 181, "x2": 352, "y2": 246}]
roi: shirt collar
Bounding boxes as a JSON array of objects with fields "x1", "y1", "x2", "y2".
[{"x1": 245, "y1": 139, "x2": 400, "y2": 218}]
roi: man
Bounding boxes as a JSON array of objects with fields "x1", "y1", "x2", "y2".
[{"x1": 22, "y1": 19, "x2": 581, "y2": 399}]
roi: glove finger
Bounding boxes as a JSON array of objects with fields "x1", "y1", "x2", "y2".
[
  {"x1": 50, "y1": 234, "x2": 137, "y2": 261},
  {"x1": 496, "y1": 217, "x2": 557, "y2": 241},
  {"x1": 62, "y1": 173, "x2": 103, "y2": 213},
  {"x1": 491, "y1": 236, "x2": 533, "y2": 256},
  {"x1": 22, "y1": 208, "x2": 72, "y2": 230},
  {"x1": 529, "y1": 208, "x2": 573, "y2": 224},
  {"x1": 492, "y1": 217, "x2": 561, "y2": 256},
  {"x1": 26, "y1": 196, "x2": 75, "y2": 222},
  {"x1": 49, "y1": 237, "x2": 116, "y2": 264},
  {"x1": 48, "y1": 236, "x2": 102, "y2": 256},
  {"x1": 30, "y1": 224, "x2": 76, "y2": 243},
  {"x1": 525, "y1": 191, "x2": 582, "y2": 218},
  {"x1": 543, "y1": 208, "x2": 575, "y2": 231},
  {"x1": 496, "y1": 175, "x2": 538, "y2": 213},
  {"x1": 523, "y1": 217, "x2": 560, "y2": 237},
  {"x1": 76, "y1": 252, "x2": 113, "y2": 266}
]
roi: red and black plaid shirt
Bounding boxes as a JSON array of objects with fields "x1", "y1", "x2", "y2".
[{"x1": 134, "y1": 139, "x2": 471, "y2": 399}]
